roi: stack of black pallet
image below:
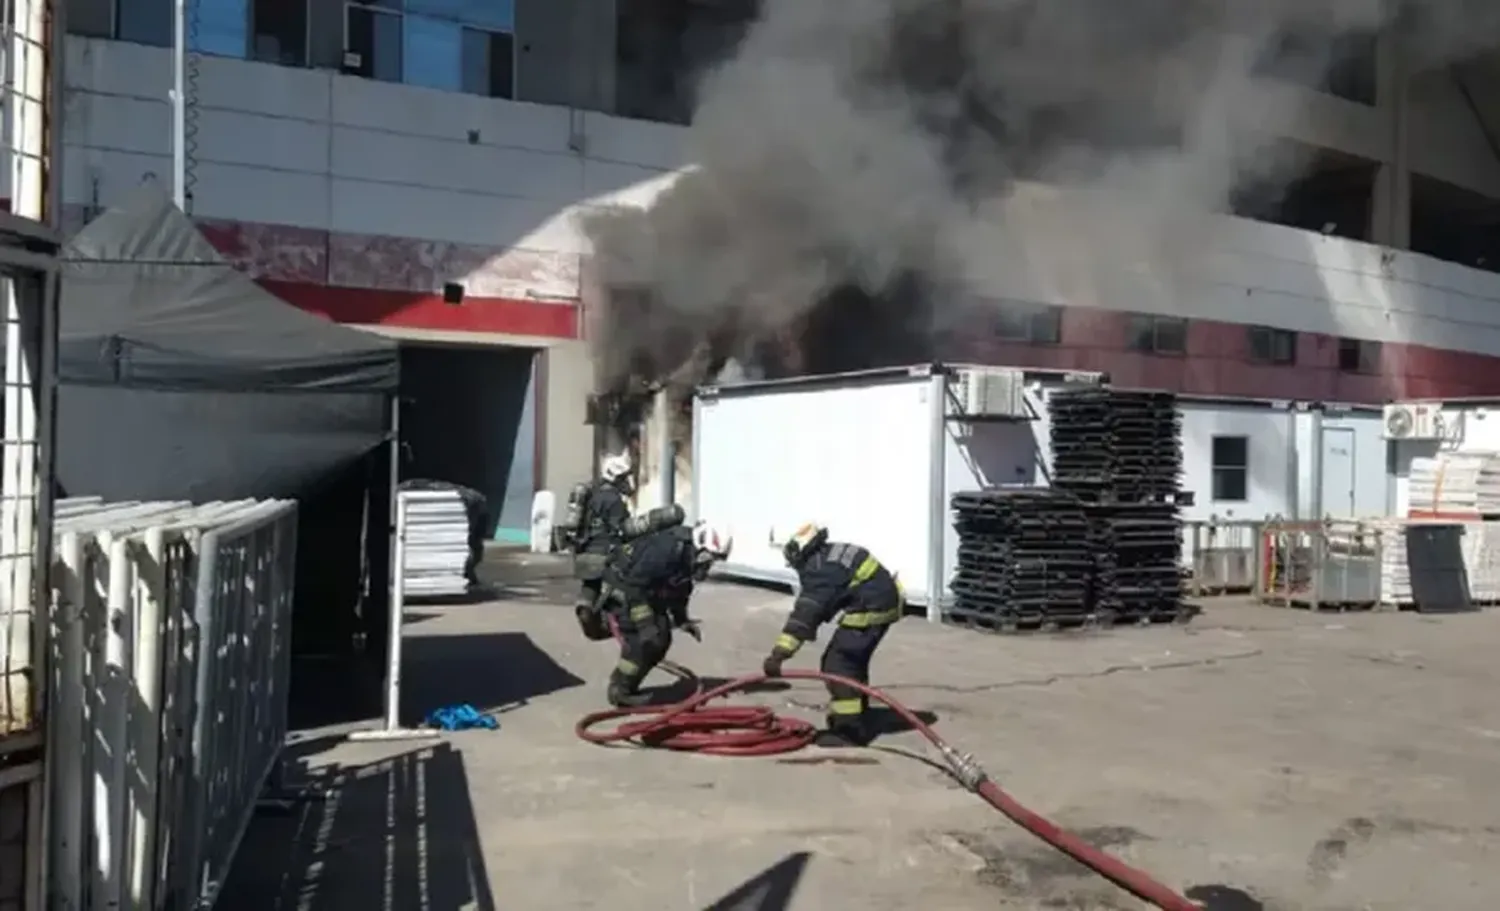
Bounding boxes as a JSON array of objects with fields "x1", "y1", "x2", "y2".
[
  {"x1": 1049, "y1": 387, "x2": 1191, "y2": 624},
  {"x1": 950, "y1": 488, "x2": 1095, "y2": 630}
]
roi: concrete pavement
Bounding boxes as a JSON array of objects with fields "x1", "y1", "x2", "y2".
[{"x1": 221, "y1": 572, "x2": 1500, "y2": 910}]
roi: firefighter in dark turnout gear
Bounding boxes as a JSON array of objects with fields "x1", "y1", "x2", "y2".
[
  {"x1": 602, "y1": 521, "x2": 732, "y2": 707},
  {"x1": 569, "y1": 453, "x2": 634, "y2": 639},
  {"x1": 761, "y1": 523, "x2": 902, "y2": 747}
]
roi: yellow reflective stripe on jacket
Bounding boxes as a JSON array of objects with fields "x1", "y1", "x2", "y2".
[
  {"x1": 829, "y1": 698, "x2": 864, "y2": 715},
  {"x1": 847, "y1": 556, "x2": 880, "y2": 586},
  {"x1": 629, "y1": 603, "x2": 654, "y2": 622},
  {"x1": 838, "y1": 556, "x2": 901, "y2": 628},
  {"x1": 616, "y1": 658, "x2": 638, "y2": 674},
  {"x1": 774, "y1": 633, "x2": 802, "y2": 654},
  {"x1": 839, "y1": 607, "x2": 901, "y2": 629}
]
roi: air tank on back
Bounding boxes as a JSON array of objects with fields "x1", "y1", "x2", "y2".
[{"x1": 621, "y1": 504, "x2": 686, "y2": 540}]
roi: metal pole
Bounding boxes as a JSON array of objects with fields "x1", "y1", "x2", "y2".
[
  {"x1": 382, "y1": 495, "x2": 405, "y2": 729},
  {"x1": 171, "y1": 0, "x2": 187, "y2": 208},
  {"x1": 349, "y1": 401, "x2": 437, "y2": 742},
  {"x1": 1308, "y1": 403, "x2": 1326, "y2": 521},
  {"x1": 1285, "y1": 403, "x2": 1300, "y2": 520},
  {"x1": 925, "y1": 369, "x2": 947, "y2": 623}
]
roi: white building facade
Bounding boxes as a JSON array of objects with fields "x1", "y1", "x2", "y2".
[{"x1": 44, "y1": 0, "x2": 1500, "y2": 530}]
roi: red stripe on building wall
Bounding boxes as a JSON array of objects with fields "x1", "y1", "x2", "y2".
[
  {"x1": 261, "y1": 280, "x2": 580, "y2": 339},
  {"x1": 944, "y1": 308, "x2": 1500, "y2": 403}
]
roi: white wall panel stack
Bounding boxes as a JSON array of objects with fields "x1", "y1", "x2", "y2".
[
  {"x1": 1372, "y1": 517, "x2": 1500, "y2": 604},
  {"x1": 1408, "y1": 452, "x2": 1500, "y2": 516},
  {"x1": 399, "y1": 490, "x2": 475, "y2": 598}
]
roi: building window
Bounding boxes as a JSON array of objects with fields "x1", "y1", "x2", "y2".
[
  {"x1": 1211, "y1": 436, "x2": 1249, "y2": 502},
  {"x1": 1337, "y1": 337, "x2": 1381, "y2": 374},
  {"x1": 994, "y1": 304, "x2": 1062, "y2": 346},
  {"x1": 1247, "y1": 326, "x2": 1297, "y2": 365},
  {"x1": 115, "y1": 0, "x2": 269, "y2": 56},
  {"x1": 1126, "y1": 315, "x2": 1187, "y2": 355},
  {"x1": 116, "y1": 0, "x2": 175, "y2": 48},
  {"x1": 346, "y1": 0, "x2": 514, "y2": 98},
  {"x1": 347, "y1": 3, "x2": 403, "y2": 82},
  {"x1": 252, "y1": 0, "x2": 307, "y2": 66},
  {"x1": 615, "y1": 0, "x2": 757, "y2": 124},
  {"x1": 460, "y1": 27, "x2": 515, "y2": 98},
  {"x1": 195, "y1": 0, "x2": 250, "y2": 57}
]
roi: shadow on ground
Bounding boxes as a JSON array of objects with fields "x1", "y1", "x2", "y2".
[
  {"x1": 287, "y1": 630, "x2": 584, "y2": 730},
  {"x1": 702, "y1": 851, "x2": 812, "y2": 911},
  {"x1": 219, "y1": 741, "x2": 493, "y2": 911},
  {"x1": 227, "y1": 631, "x2": 584, "y2": 910},
  {"x1": 399, "y1": 630, "x2": 585, "y2": 726}
]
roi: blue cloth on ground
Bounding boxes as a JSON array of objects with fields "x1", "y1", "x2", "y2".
[{"x1": 425, "y1": 703, "x2": 498, "y2": 731}]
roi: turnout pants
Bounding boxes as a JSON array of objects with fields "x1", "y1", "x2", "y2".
[
  {"x1": 608, "y1": 599, "x2": 673, "y2": 703},
  {"x1": 819, "y1": 624, "x2": 891, "y2": 741},
  {"x1": 572, "y1": 553, "x2": 612, "y2": 641}
]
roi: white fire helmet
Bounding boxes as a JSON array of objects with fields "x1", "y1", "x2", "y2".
[
  {"x1": 600, "y1": 452, "x2": 632, "y2": 484},
  {"x1": 693, "y1": 521, "x2": 733, "y2": 560},
  {"x1": 782, "y1": 522, "x2": 828, "y2": 566}
]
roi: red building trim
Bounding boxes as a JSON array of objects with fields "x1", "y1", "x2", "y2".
[
  {"x1": 47, "y1": 203, "x2": 1500, "y2": 400},
  {"x1": 949, "y1": 309, "x2": 1500, "y2": 403},
  {"x1": 261, "y1": 280, "x2": 580, "y2": 339}
]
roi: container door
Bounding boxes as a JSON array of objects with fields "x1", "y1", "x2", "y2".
[{"x1": 1321, "y1": 426, "x2": 1356, "y2": 518}]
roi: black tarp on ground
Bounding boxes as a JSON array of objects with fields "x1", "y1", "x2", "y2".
[{"x1": 56, "y1": 185, "x2": 401, "y2": 656}]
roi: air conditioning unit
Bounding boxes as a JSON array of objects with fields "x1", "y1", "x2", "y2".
[
  {"x1": 951, "y1": 367, "x2": 1027, "y2": 418},
  {"x1": 1382, "y1": 403, "x2": 1441, "y2": 440}
]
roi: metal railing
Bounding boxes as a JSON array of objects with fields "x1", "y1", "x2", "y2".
[
  {"x1": 1183, "y1": 518, "x2": 1264, "y2": 596},
  {"x1": 46, "y1": 497, "x2": 299, "y2": 911},
  {"x1": 1256, "y1": 518, "x2": 1394, "y2": 610}
]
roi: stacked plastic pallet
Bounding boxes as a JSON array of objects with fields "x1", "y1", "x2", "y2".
[
  {"x1": 1049, "y1": 387, "x2": 1190, "y2": 623},
  {"x1": 950, "y1": 489, "x2": 1095, "y2": 630}
]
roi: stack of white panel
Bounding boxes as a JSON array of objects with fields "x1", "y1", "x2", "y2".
[
  {"x1": 1374, "y1": 518, "x2": 1500, "y2": 604},
  {"x1": 1477, "y1": 456, "x2": 1500, "y2": 514},
  {"x1": 400, "y1": 489, "x2": 473, "y2": 598},
  {"x1": 1408, "y1": 454, "x2": 1487, "y2": 516}
]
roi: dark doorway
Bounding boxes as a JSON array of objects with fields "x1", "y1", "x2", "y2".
[{"x1": 398, "y1": 343, "x2": 538, "y2": 541}]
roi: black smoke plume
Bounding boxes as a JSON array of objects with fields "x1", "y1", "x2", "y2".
[{"x1": 583, "y1": 0, "x2": 1500, "y2": 405}]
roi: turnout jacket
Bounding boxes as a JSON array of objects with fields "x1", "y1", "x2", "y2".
[
  {"x1": 605, "y1": 525, "x2": 698, "y2": 623},
  {"x1": 577, "y1": 481, "x2": 630, "y2": 555},
  {"x1": 777, "y1": 542, "x2": 901, "y2": 653}
]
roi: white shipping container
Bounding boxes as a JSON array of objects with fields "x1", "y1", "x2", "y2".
[
  {"x1": 691, "y1": 365, "x2": 1093, "y2": 618},
  {"x1": 690, "y1": 365, "x2": 1391, "y2": 617}
]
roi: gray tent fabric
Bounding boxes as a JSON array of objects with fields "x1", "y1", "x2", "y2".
[
  {"x1": 51, "y1": 186, "x2": 399, "y2": 657},
  {"x1": 62, "y1": 183, "x2": 399, "y2": 392}
]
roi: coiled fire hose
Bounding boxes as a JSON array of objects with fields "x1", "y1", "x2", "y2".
[{"x1": 576, "y1": 646, "x2": 1200, "y2": 911}]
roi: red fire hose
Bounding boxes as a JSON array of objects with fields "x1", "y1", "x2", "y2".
[{"x1": 576, "y1": 656, "x2": 1201, "y2": 911}]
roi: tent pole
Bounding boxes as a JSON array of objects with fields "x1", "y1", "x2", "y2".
[
  {"x1": 349, "y1": 397, "x2": 436, "y2": 742},
  {"x1": 170, "y1": 0, "x2": 186, "y2": 208}
]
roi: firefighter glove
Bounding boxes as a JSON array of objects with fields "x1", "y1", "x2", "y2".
[{"x1": 761, "y1": 653, "x2": 783, "y2": 678}]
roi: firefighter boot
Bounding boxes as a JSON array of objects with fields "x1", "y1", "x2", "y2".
[
  {"x1": 606, "y1": 679, "x2": 650, "y2": 708},
  {"x1": 814, "y1": 706, "x2": 871, "y2": 748},
  {"x1": 606, "y1": 661, "x2": 650, "y2": 708},
  {"x1": 575, "y1": 603, "x2": 611, "y2": 641}
]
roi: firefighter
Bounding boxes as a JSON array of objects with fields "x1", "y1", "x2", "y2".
[
  {"x1": 602, "y1": 521, "x2": 733, "y2": 707},
  {"x1": 760, "y1": 523, "x2": 902, "y2": 748},
  {"x1": 570, "y1": 453, "x2": 634, "y2": 637}
]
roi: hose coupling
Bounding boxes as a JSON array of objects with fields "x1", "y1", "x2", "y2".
[{"x1": 939, "y1": 744, "x2": 989, "y2": 792}]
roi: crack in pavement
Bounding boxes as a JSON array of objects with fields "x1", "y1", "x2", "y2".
[{"x1": 882, "y1": 649, "x2": 1266, "y2": 694}]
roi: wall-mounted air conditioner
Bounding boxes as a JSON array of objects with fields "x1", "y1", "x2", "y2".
[
  {"x1": 1382, "y1": 403, "x2": 1442, "y2": 440},
  {"x1": 951, "y1": 367, "x2": 1027, "y2": 418}
]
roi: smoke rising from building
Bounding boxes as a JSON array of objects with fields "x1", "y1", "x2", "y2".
[{"x1": 583, "y1": 0, "x2": 1500, "y2": 402}]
